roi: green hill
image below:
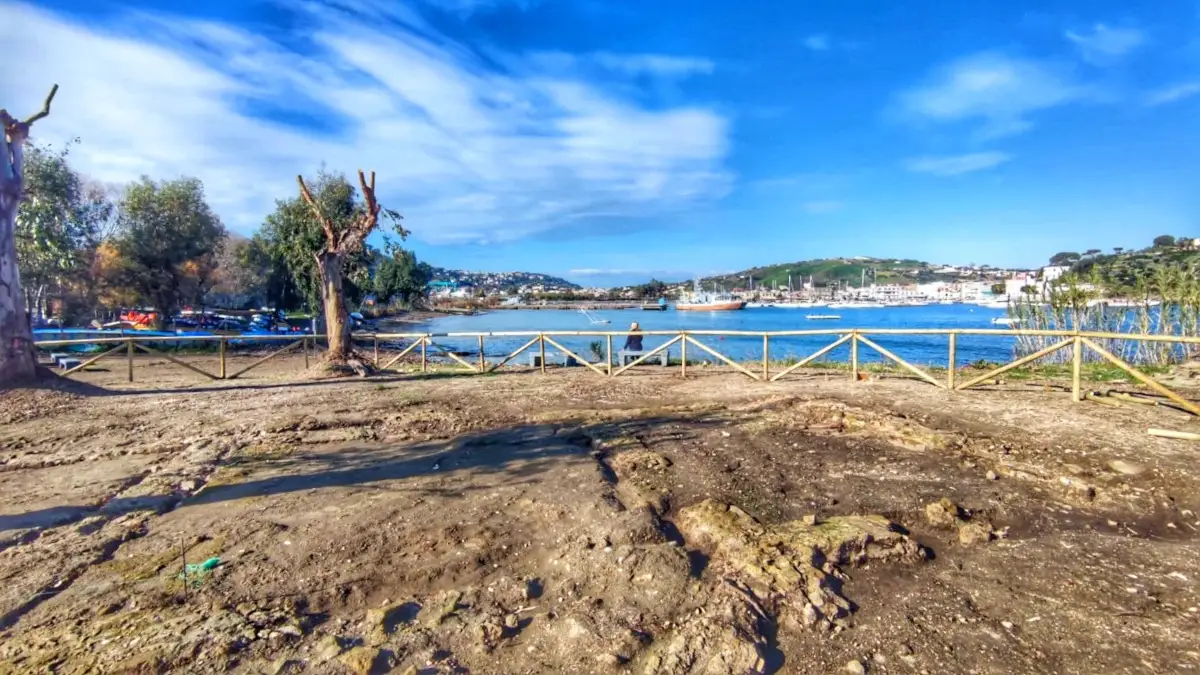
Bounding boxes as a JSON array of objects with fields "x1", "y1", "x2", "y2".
[{"x1": 701, "y1": 257, "x2": 969, "y2": 289}]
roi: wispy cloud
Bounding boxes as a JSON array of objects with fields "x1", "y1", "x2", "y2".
[
  {"x1": 1065, "y1": 24, "x2": 1145, "y2": 65},
  {"x1": 906, "y1": 152, "x2": 1012, "y2": 176},
  {"x1": 1146, "y1": 81, "x2": 1200, "y2": 106},
  {"x1": 895, "y1": 52, "x2": 1088, "y2": 139},
  {"x1": 803, "y1": 200, "x2": 843, "y2": 214},
  {"x1": 803, "y1": 35, "x2": 830, "y2": 51},
  {"x1": 590, "y1": 52, "x2": 715, "y2": 77},
  {"x1": 0, "y1": 1, "x2": 731, "y2": 245}
]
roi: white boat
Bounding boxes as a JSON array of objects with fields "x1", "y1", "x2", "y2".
[
  {"x1": 774, "y1": 301, "x2": 820, "y2": 309},
  {"x1": 991, "y1": 317, "x2": 1020, "y2": 326},
  {"x1": 806, "y1": 314, "x2": 841, "y2": 320},
  {"x1": 676, "y1": 280, "x2": 746, "y2": 311},
  {"x1": 828, "y1": 301, "x2": 885, "y2": 309},
  {"x1": 979, "y1": 299, "x2": 1010, "y2": 309}
]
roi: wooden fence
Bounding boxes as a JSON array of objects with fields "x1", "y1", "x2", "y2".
[{"x1": 33, "y1": 328, "x2": 1200, "y2": 416}]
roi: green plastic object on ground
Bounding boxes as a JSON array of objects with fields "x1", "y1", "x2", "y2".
[{"x1": 179, "y1": 556, "x2": 221, "y2": 585}]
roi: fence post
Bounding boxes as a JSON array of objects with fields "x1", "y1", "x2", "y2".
[
  {"x1": 606, "y1": 334, "x2": 613, "y2": 376},
  {"x1": 127, "y1": 338, "x2": 134, "y2": 382},
  {"x1": 1071, "y1": 333, "x2": 1082, "y2": 402},
  {"x1": 947, "y1": 332, "x2": 956, "y2": 390},
  {"x1": 421, "y1": 337, "x2": 427, "y2": 372},
  {"x1": 762, "y1": 334, "x2": 769, "y2": 381},
  {"x1": 539, "y1": 335, "x2": 546, "y2": 374},
  {"x1": 373, "y1": 335, "x2": 379, "y2": 367},
  {"x1": 850, "y1": 331, "x2": 859, "y2": 381},
  {"x1": 219, "y1": 337, "x2": 227, "y2": 379},
  {"x1": 303, "y1": 336, "x2": 310, "y2": 369},
  {"x1": 478, "y1": 335, "x2": 485, "y2": 373},
  {"x1": 681, "y1": 333, "x2": 688, "y2": 378}
]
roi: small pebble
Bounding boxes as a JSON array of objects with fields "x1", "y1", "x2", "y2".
[
  {"x1": 985, "y1": 470, "x2": 998, "y2": 481},
  {"x1": 845, "y1": 659, "x2": 866, "y2": 675}
]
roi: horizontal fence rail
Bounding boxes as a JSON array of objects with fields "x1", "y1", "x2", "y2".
[{"x1": 32, "y1": 328, "x2": 1200, "y2": 416}]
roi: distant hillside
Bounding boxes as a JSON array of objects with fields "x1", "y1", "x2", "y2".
[
  {"x1": 700, "y1": 257, "x2": 1000, "y2": 289},
  {"x1": 429, "y1": 267, "x2": 580, "y2": 291},
  {"x1": 1065, "y1": 241, "x2": 1200, "y2": 293}
]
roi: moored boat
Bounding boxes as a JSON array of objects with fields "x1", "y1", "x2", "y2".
[{"x1": 675, "y1": 280, "x2": 746, "y2": 311}]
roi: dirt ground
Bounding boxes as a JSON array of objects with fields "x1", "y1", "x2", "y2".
[{"x1": 1, "y1": 354, "x2": 1198, "y2": 674}]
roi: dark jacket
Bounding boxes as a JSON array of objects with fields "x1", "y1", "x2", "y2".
[{"x1": 623, "y1": 334, "x2": 643, "y2": 351}]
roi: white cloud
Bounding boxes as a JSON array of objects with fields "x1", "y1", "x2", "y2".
[
  {"x1": 0, "y1": 1, "x2": 731, "y2": 244},
  {"x1": 803, "y1": 200, "x2": 843, "y2": 213},
  {"x1": 803, "y1": 35, "x2": 830, "y2": 51},
  {"x1": 1065, "y1": 24, "x2": 1145, "y2": 65},
  {"x1": 1146, "y1": 81, "x2": 1200, "y2": 106},
  {"x1": 589, "y1": 52, "x2": 715, "y2": 77},
  {"x1": 905, "y1": 152, "x2": 1012, "y2": 176},
  {"x1": 896, "y1": 52, "x2": 1088, "y2": 139}
]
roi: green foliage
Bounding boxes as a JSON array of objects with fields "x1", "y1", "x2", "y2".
[
  {"x1": 109, "y1": 176, "x2": 225, "y2": 319},
  {"x1": 374, "y1": 243, "x2": 433, "y2": 306},
  {"x1": 1153, "y1": 234, "x2": 1175, "y2": 248},
  {"x1": 1049, "y1": 251, "x2": 1080, "y2": 266},
  {"x1": 704, "y1": 257, "x2": 954, "y2": 289},
  {"x1": 990, "y1": 283, "x2": 1005, "y2": 295},
  {"x1": 15, "y1": 141, "x2": 111, "y2": 316},
  {"x1": 257, "y1": 171, "x2": 373, "y2": 311},
  {"x1": 636, "y1": 278, "x2": 667, "y2": 299}
]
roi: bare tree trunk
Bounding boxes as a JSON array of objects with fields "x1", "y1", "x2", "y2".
[
  {"x1": 316, "y1": 251, "x2": 351, "y2": 359},
  {"x1": 1, "y1": 132, "x2": 37, "y2": 386}
]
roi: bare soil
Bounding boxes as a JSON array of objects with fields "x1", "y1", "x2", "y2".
[{"x1": 1, "y1": 355, "x2": 1198, "y2": 674}]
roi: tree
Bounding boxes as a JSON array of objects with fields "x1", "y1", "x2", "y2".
[
  {"x1": 1082, "y1": 248, "x2": 1101, "y2": 259},
  {"x1": 296, "y1": 168, "x2": 403, "y2": 371},
  {"x1": 1, "y1": 84, "x2": 58, "y2": 386},
  {"x1": 109, "y1": 177, "x2": 225, "y2": 323},
  {"x1": 1049, "y1": 251, "x2": 1080, "y2": 266},
  {"x1": 1113, "y1": 247, "x2": 1124, "y2": 255},
  {"x1": 637, "y1": 278, "x2": 668, "y2": 299},
  {"x1": 990, "y1": 283, "x2": 1005, "y2": 295},
  {"x1": 1153, "y1": 235, "x2": 1175, "y2": 248},
  {"x1": 15, "y1": 141, "x2": 111, "y2": 322},
  {"x1": 258, "y1": 173, "x2": 379, "y2": 314},
  {"x1": 208, "y1": 234, "x2": 268, "y2": 309},
  {"x1": 374, "y1": 244, "x2": 432, "y2": 307}
]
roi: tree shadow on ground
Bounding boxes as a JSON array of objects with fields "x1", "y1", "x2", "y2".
[{"x1": 0, "y1": 411, "x2": 726, "y2": 532}]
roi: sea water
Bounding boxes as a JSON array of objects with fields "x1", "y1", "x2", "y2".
[{"x1": 405, "y1": 304, "x2": 1018, "y2": 368}]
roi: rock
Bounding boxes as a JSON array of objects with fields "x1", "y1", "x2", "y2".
[
  {"x1": 339, "y1": 647, "x2": 388, "y2": 675},
  {"x1": 1107, "y1": 460, "x2": 1145, "y2": 476},
  {"x1": 314, "y1": 634, "x2": 344, "y2": 663},
  {"x1": 270, "y1": 658, "x2": 303, "y2": 675},
  {"x1": 504, "y1": 614, "x2": 520, "y2": 630},
  {"x1": 985, "y1": 470, "x2": 998, "y2": 481},
  {"x1": 846, "y1": 658, "x2": 867, "y2": 674},
  {"x1": 957, "y1": 522, "x2": 993, "y2": 546},
  {"x1": 803, "y1": 514, "x2": 818, "y2": 526},
  {"x1": 1058, "y1": 477, "x2": 1096, "y2": 501},
  {"x1": 179, "y1": 479, "x2": 198, "y2": 492},
  {"x1": 924, "y1": 499, "x2": 963, "y2": 529},
  {"x1": 595, "y1": 652, "x2": 623, "y2": 667},
  {"x1": 872, "y1": 652, "x2": 887, "y2": 665},
  {"x1": 676, "y1": 500, "x2": 923, "y2": 635}
]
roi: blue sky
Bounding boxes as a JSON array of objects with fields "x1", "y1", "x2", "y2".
[{"x1": 2, "y1": 0, "x2": 1198, "y2": 286}]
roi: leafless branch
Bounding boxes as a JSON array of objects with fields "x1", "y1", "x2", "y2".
[
  {"x1": 297, "y1": 174, "x2": 338, "y2": 249},
  {"x1": 24, "y1": 84, "x2": 59, "y2": 126}
]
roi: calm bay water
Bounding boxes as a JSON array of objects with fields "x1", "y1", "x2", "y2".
[{"x1": 402, "y1": 304, "x2": 1018, "y2": 367}]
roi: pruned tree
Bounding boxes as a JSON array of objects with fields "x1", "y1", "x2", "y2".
[
  {"x1": 1, "y1": 85, "x2": 58, "y2": 387},
  {"x1": 297, "y1": 169, "x2": 404, "y2": 374}
]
